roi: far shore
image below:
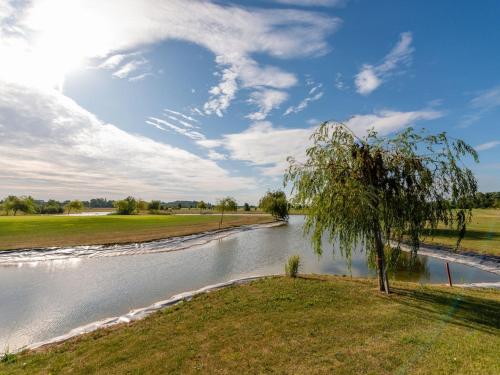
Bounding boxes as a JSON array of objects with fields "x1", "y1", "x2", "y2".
[{"x1": 0, "y1": 214, "x2": 275, "y2": 251}]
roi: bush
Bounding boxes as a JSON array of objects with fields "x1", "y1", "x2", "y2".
[
  {"x1": 259, "y1": 190, "x2": 289, "y2": 221},
  {"x1": 114, "y1": 196, "x2": 139, "y2": 215},
  {"x1": 1, "y1": 349, "x2": 16, "y2": 364},
  {"x1": 285, "y1": 255, "x2": 300, "y2": 278}
]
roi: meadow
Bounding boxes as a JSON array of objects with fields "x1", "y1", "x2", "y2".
[
  {"x1": 2, "y1": 276, "x2": 498, "y2": 374},
  {"x1": 423, "y1": 209, "x2": 500, "y2": 256},
  {"x1": 0, "y1": 214, "x2": 273, "y2": 251}
]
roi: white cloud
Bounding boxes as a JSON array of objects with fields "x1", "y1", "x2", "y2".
[
  {"x1": 112, "y1": 59, "x2": 148, "y2": 79},
  {"x1": 284, "y1": 84, "x2": 324, "y2": 115},
  {"x1": 334, "y1": 72, "x2": 346, "y2": 90},
  {"x1": 146, "y1": 117, "x2": 205, "y2": 141},
  {"x1": 1, "y1": 0, "x2": 340, "y2": 114},
  {"x1": 345, "y1": 108, "x2": 442, "y2": 136},
  {"x1": 0, "y1": 82, "x2": 253, "y2": 199},
  {"x1": 475, "y1": 141, "x2": 500, "y2": 151},
  {"x1": 355, "y1": 32, "x2": 414, "y2": 95},
  {"x1": 200, "y1": 107, "x2": 443, "y2": 177},
  {"x1": 208, "y1": 150, "x2": 227, "y2": 160},
  {"x1": 247, "y1": 89, "x2": 289, "y2": 120},
  {"x1": 274, "y1": 0, "x2": 345, "y2": 6},
  {"x1": 461, "y1": 85, "x2": 500, "y2": 127}
]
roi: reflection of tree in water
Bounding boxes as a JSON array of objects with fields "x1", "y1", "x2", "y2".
[{"x1": 368, "y1": 248, "x2": 430, "y2": 282}]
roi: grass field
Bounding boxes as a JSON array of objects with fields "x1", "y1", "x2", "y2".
[
  {"x1": 422, "y1": 209, "x2": 500, "y2": 256},
  {"x1": 1, "y1": 276, "x2": 498, "y2": 374},
  {"x1": 0, "y1": 214, "x2": 274, "y2": 251}
]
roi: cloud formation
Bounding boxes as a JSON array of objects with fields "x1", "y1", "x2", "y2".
[
  {"x1": 284, "y1": 83, "x2": 324, "y2": 115},
  {"x1": 198, "y1": 107, "x2": 442, "y2": 176},
  {"x1": 0, "y1": 82, "x2": 253, "y2": 200},
  {"x1": 461, "y1": 85, "x2": 500, "y2": 127},
  {"x1": 475, "y1": 141, "x2": 500, "y2": 151},
  {"x1": 355, "y1": 32, "x2": 414, "y2": 95}
]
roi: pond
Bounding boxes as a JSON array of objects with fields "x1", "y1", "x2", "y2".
[{"x1": 0, "y1": 216, "x2": 498, "y2": 352}]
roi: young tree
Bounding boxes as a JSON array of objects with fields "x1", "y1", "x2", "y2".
[
  {"x1": 243, "y1": 203, "x2": 251, "y2": 211},
  {"x1": 259, "y1": 190, "x2": 289, "y2": 221},
  {"x1": 285, "y1": 122, "x2": 478, "y2": 294},
  {"x1": 215, "y1": 197, "x2": 237, "y2": 229},
  {"x1": 114, "y1": 196, "x2": 139, "y2": 215},
  {"x1": 65, "y1": 200, "x2": 84, "y2": 214}
]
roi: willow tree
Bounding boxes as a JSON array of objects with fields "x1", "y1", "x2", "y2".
[{"x1": 285, "y1": 122, "x2": 478, "y2": 294}]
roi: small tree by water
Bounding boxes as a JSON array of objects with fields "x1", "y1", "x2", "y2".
[
  {"x1": 65, "y1": 200, "x2": 84, "y2": 214},
  {"x1": 285, "y1": 122, "x2": 478, "y2": 294},
  {"x1": 215, "y1": 197, "x2": 237, "y2": 229},
  {"x1": 259, "y1": 190, "x2": 289, "y2": 221},
  {"x1": 115, "y1": 196, "x2": 139, "y2": 215}
]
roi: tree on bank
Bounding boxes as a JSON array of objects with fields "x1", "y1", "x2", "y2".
[
  {"x1": 215, "y1": 197, "x2": 237, "y2": 229},
  {"x1": 3, "y1": 196, "x2": 36, "y2": 216},
  {"x1": 285, "y1": 122, "x2": 478, "y2": 294},
  {"x1": 259, "y1": 191, "x2": 289, "y2": 221},
  {"x1": 65, "y1": 200, "x2": 84, "y2": 214},
  {"x1": 115, "y1": 197, "x2": 139, "y2": 215}
]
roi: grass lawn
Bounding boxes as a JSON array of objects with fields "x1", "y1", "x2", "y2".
[
  {"x1": 0, "y1": 214, "x2": 274, "y2": 251},
  {"x1": 422, "y1": 209, "x2": 500, "y2": 256},
  {"x1": 1, "y1": 276, "x2": 498, "y2": 374}
]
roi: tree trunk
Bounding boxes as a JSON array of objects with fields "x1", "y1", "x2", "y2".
[
  {"x1": 375, "y1": 226, "x2": 390, "y2": 294},
  {"x1": 219, "y1": 208, "x2": 224, "y2": 229}
]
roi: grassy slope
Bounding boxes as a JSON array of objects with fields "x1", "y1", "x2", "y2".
[
  {"x1": 2, "y1": 276, "x2": 498, "y2": 374},
  {"x1": 0, "y1": 215, "x2": 274, "y2": 251},
  {"x1": 422, "y1": 209, "x2": 500, "y2": 256}
]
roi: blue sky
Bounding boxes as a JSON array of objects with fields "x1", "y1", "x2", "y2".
[{"x1": 0, "y1": 0, "x2": 499, "y2": 203}]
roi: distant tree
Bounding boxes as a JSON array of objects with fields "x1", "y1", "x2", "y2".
[
  {"x1": 215, "y1": 197, "x2": 237, "y2": 228},
  {"x1": 148, "y1": 200, "x2": 161, "y2": 211},
  {"x1": 40, "y1": 199, "x2": 64, "y2": 214},
  {"x1": 65, "y1": 200, "x2": 84, "y2": 214},
  {"x1": 2, "y1": 196, "x2": 18, "y2": 215},
  {"x1": 197, "y1": 200, "x2": 207, "y2": 213},
  {"x1": 285, "y1": 122, "x2": 478, "y2": 294},
  {"x1": 243, "y1": 202, "x2": 250, "y2": 211},
  {"x1": 10, "y1": 196, "x2": 36, "y2": 216},
  {"x1": 114, "y1": 196, "x2": 139, "y2": 215},
  {"x1": 259, "y1": 191, "x2": 289, "y2": 221},
  {"x1": 177, "y1": 203, "x2": 182, "y2": 210},
  {"x1": 137, "y1": 199, "x2": 148, "y2": 211}
]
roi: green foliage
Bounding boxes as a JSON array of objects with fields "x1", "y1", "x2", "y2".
[
  {"x1": 215, "y1": 197, "x2": 237, "y2": 213},
  {"x1": 148, "y1": 200, "x2": 161, "y2": 211},
  {"x1": 215, "y1": 197, "x2": 237, "y2": 228},
  {"x1": 3, "y1": 196, "x2": 36, "y2": 216},
  {"x1": 65, "y1": 200, "x2": 84, "y2": 214},
  {"x1": 285, "y1": 255, "x2": 300, "y2": 277},
  {"x1": 285, "y1": 122, "x2": 478, "y2": 293},
  {"x1": 1, "y1": 349, "x2": 16, "y2": 364},
  {"x1": 259, "y1": 190, "x2": 289, "y2": 221},
  {"x1": 40, "y1": 199, "x2": 64, "y2": 214},
  {"x1": 243, "y1": 202, "x2": 251, "y2": 211},
  {"x1": 197, "y1": 201, "x2": 207, "y2": 210},
  {"x1": 114, "y1": 196, "x2": 139, "y2": 215}
]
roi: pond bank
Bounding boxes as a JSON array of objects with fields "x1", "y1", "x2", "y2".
[{"x1": 399, "y1": 243, "x2": 500, "y2": 276}]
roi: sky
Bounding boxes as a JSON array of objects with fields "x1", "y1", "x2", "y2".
[{"x1": 0, "y1": 0, "x2": 499, "y2": 204}]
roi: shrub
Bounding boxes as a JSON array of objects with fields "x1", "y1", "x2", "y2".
[
  {"x1": 1, "y1": 348, "x2": 16, "y2": 364},
  {"x1": 114, "y1": 196, "x2": 139, "y2": 215},
  {"x1": 285, "y1": 255, "x2": 300, "y2": 278}
]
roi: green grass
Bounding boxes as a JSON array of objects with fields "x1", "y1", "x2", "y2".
[
  {"x1": 0, "y1": 214, "x2": 273, "y2": 251},
  {"x1": 422, "y1": 209, "x2": 500, "y2": 256},
  {"x1": 1, "y1": 276, "x2": 498, "y2": 374}
]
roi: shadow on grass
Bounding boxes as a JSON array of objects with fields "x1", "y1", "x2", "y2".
[
  {"x1": 426, "y1": 229, "x2": 499, "y2": 241},
  {"x1": 392, "y1": 287, "x2": 500, "y2": 333}
]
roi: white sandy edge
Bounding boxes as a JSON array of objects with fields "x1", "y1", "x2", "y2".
[
  {"x1": 21, "y1": 274, "x2": 277, "y2": 354},
  {"x1": 397, "y1": 243, "x2": 500, "y2": 276}
]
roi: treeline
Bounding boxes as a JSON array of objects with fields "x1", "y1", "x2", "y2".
[
  {"x1": 471, "y1": 192, "x2": 500, "y2": 208},
  {"x1": 0, "y1": 196, "x2": 84, "y2": 215}
]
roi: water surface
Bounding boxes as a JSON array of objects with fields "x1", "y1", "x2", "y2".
[{"x1": 0, "y1": 216, "x2": 498, "y2": 352}]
